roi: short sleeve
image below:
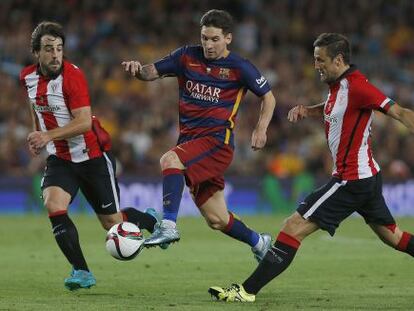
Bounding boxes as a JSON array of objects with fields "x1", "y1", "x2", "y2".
[
  {"x1": 154, "y1": 46, "x2": 186, "y2": 77},
  {"x1": 19, "y1": 65, "x2": 35, "y2": 93},
  {"x1": 19, "y1": 72, "x2": 26, "y2": 88},
  {"x1": 64, "y1": 65, "x2": 90, "y2": 110},
  {"x1": 240, "y1": 60, "x2": 271, "y2": 97},
  {"x1": 351, "y1": 80, "x2": 394, "y2": 114},
  {"x1": 19, "y1": 73, "x2": 28, "y2": 96}
]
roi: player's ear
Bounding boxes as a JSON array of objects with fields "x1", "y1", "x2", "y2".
[
  {"x1": 334, "y1": 54, "x2": 344, "y2": 66},
  {"x1": 225, "y1": 32, "x2": 232, "y2": 45},
  {"x1": 33, "y1": 50, "x2": 40, "y2": 59}
]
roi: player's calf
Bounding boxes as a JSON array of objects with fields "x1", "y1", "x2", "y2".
[
  {"x1": 371, "y1": 223, "x2": 414, "y2": 257},
  {"x1": 396, "y1": 231, "x2": 414, "y2": 257}
]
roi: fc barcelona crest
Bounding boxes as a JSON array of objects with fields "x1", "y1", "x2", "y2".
[{"x1": 219, "y1": 68, "x2": 230, "y2": 79}]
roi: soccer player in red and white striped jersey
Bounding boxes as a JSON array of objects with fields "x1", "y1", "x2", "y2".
[
  {"x1": 209, "y1": 33, "x2": 414, "y2": 302},
  {"x1": 21, "y1": 21, "x2": 161, "y2": 290}
]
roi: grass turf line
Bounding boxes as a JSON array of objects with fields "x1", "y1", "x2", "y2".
[{"x1": 0, "y1": 215, "x2": 413, "y2": 310}]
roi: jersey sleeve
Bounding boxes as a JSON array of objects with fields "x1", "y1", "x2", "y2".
[
  {"x1": 19, "y1": 66, "x2": 34, "y2": 93},
  {"x1": 64, "y1": 65, "x2": 91, "y2": 110},
  {"x1": 240, "y1": 60, "x2": 271, "y2": 97},
  {"x1": 154, "y1": 46, "x2": 186, "y2": 77},
  {"x1": 19, "y1": 71, "x2": 26, "y2": 88},
  {"x1": 351, "y1": 80, "x2": 395, "y2": 114},
  {"x1": 19, "y1": 73, "x2": 28, "y2": 97}
]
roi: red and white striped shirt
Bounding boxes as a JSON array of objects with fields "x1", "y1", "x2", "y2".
[
  {"x1": 324, "y1": 67, "x2": 394, "y2": 180},
  {"x1": 20, "y1": 61, "x2": 102, "y2": 162}
]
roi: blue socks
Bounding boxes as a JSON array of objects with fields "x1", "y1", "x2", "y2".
[
  {"x1": 222, "y1": 212, "x2": 260, "y2": 247},
  {"x1": 162, "y1": 169, "x2": 185, "y2": 222}
]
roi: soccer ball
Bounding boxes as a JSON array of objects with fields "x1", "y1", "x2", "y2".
[{"x1": 105, "y1": 222, "x2": 145, "y2": 260}]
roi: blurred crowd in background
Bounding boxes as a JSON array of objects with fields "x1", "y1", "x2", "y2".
[{"x1": 1, "y1": 0, "x2": 414, "y2": 192}]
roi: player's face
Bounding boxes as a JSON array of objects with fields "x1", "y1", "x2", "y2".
[
  {"x1": 201, "y1": 26, "x2": 232, "y2": 60},
  {"x1": 314, "y1": 46, "x2": 342, "y2": 84},
  {"x1": 35, "y1": 35, "x2": 63, "y2": 78}
]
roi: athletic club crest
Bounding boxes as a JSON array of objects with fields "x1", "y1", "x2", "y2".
[{"x1": 219, "y1": 68, "x2": 230, "y2": 79}]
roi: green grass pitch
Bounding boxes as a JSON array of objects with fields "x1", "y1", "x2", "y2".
[{"x1": 0, "y1": 214, "x2": 413, "y2": 310}]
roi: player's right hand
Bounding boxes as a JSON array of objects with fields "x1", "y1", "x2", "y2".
[
  {"x1": 121, "y1": 61, "x2": 142, "y2": 78},
  {"x1": 28, "y1": 143, "x2": 41, "y2": 157},
  {"x1": 287, "y1": 105, "x2": 308, "y2": 123}
]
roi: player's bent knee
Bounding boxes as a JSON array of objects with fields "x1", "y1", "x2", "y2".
[
  {"x1": 160, "y1": 151, "x2": 182, "y2": 170},
  {"x1": 204, "y1": 215, "x2": 226, "y2": 230},
  {"x1": 281, "y1": 213, "x2": 310, "y2": 241},
  {"x1": 44, "y1": 200, "x2": 67, "y2": 214}
]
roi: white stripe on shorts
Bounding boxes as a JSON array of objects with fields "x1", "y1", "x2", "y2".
[
  {"x1": 103, "y1": 152, "x2": 120, "y2": 212},
  {"x1": 303, "y1": 180, "x2": 347, "y2": 219}
]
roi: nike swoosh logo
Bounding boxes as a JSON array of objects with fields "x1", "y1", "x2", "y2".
[
  {"x1": 52, "y1": 224, "x2": 63, "y2": 232},
  {"x1": 102, "y1": 202, "x2": 113, "y2": 208},
  {"x1": 273, "y1": 246, "x2": 288, "y2": 255},
  {"x1": 189, "y1": 63, "x2": 201, "y2": 67}
]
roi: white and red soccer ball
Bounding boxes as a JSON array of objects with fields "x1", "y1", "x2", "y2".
[{"x1": 105, "y1": 222, "x2": 145, "y2": 260}]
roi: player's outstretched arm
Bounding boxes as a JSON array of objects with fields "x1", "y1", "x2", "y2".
[
  {"x1": 287, "y1": 102, "x2": 324, "y2": 123},
  {"x1": 121, "y1": 61, "x2": 160, "y2": 81},
  {"x1": 387, "y1": 103, "x2": 414, "y2": 133},
  {"x1": 251, "y1": 91, "x2": 276, "y2": 151}
]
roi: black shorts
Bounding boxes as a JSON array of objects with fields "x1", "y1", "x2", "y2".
[
  {"x1": 297, "y1": 172, "x2": 395, "y2": 236},
  {"x1": 41, "y1": 153, "x2": 120, "y2": 215}
]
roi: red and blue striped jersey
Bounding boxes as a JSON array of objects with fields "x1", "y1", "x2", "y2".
[{"x1": 154, "y1": 45, "x2": 271, "y2": 146}]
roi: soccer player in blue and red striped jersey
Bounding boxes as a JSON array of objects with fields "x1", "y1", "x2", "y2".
[
  {"x1": 122, "y1": 9, "x2": 276, "y2": 261},
  {"x1": 208, "y1": 33, "x2": 414, "y2": 302}
]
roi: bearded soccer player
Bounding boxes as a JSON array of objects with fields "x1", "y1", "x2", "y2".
[
  {"x1": 122, "y1": 9, "x2": 276, "y2": 261},
  {"x1": 209, "y1": 33, "x2": 414, "y2": 302},
  {"x1": 21, "y1": 21, "x2": 162, "y2": 290}
]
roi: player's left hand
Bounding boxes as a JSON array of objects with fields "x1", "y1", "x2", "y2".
[
  {"x1": 251, "y1": 128, "x2": 267, "y2": 151},
  {"x1": 121, "y1": 60, "x2": 142, "y2": 78},
  {"x1": 27, "y1": 131, "x2": 51, "y2": 150}
]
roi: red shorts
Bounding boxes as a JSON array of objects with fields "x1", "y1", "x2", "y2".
[{"x1": 172, "y1": 136, "x2": 233, "y2": 207}]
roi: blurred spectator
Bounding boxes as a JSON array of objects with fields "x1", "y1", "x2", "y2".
[{"x1": 1, "y1": 0, "x2": 414, "y2": 183}]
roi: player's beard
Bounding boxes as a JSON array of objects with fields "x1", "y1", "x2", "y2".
[
  {"x1": 321, "y1": 72, "x2": 335, "y2": 84},
  {"x1": 42, "y1": 61, "x2": 62, "y2": 79}
]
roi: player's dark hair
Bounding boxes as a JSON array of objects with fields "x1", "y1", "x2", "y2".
[
  {"x1": 200, "y1": 9, "x2": 234, "y2": 34},
  {"x1": 31, "y1": 21, "x2": 65, "y2": 53},
  {"x1": 313, "y1": 33, "x2": 351, "y2": 64}
]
